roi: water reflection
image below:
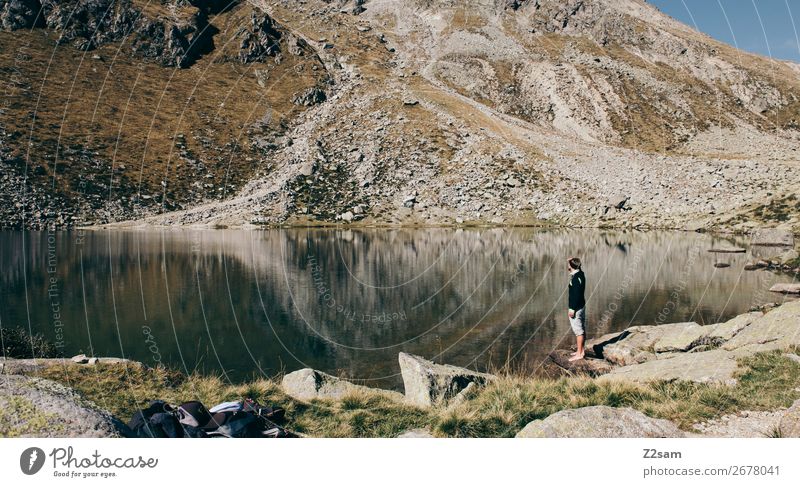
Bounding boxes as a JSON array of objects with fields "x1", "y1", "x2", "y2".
[{"x1": 0, "y1": 228, "x2": 794, "y2": 388}]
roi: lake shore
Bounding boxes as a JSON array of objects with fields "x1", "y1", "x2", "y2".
[{"x1": 3, "y1": 300, "x2": 800, "y2": 438}]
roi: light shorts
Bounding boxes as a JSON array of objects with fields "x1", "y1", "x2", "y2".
[{"x1": 569, "y1": 307, "x2": 586, "y2": 336}]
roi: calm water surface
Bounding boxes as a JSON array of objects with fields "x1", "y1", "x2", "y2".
[{"x1": 1, "y1": 228, "x2": 795, "y2": 388}]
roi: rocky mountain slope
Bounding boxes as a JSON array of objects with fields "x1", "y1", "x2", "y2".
[
  {"x1": 0, "y1": 0, "x2": 328, "y2": 228},
  {"x1": 2, "y1": 0, "x2": 800, "y2": 231}
]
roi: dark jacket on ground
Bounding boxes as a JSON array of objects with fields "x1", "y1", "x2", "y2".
[{"x1": 568, "y1": 270, "x2": 586, "y2": 312}]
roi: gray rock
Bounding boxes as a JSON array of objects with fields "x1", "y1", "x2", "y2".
[
  {"x1": 608, "y1": 194, "x2": 629, "y2": 210},
  {"x1": 714, "y1": 262, "x2": 731, "y2": 268},
  {"x1": 780, "y1": 249, "x2": 799, "y2": 263},
  {"x1": 652, "y1": 322, "x2": 708, "y2": 352},
  {"x1": 0, "y1": 375, "x2": 124, "y2": 437},
  {"x1": 751, "y1": 228, "x2": 794, "y2": 247},
  {"x1": 723, "y1": 300, "x2": 800, "y2": 351},
  {"x1": 340, "y1": 211, "x2": 354, "y2": 222},
  {"x1": 398, "y1": 353, "x2": 496, "y2": 408},
  {"x1": 299, "y1": 161, "x2": 315, "y2": 177},
  {"x1": 779, "y1": 399, "x2": 800, "y2": 437},
  {"x1": 600, "y1": 322, "x2": 708, "y2": 362},
  {"x1": 71, "y1": 354, "x2": 89, "y2": 364},
  {"x1": 292, "y1": 87, "x2": 327, "y2": 106},
  {"x1": 547, "y1": 349, "x2": 612, "y2": 377},
  {"x1": 515, "y1": 406, "x2": 685, "y2": 438},
  {"x1": 585, "y1": 329, "x2": 632, "y2": 358},
  {"x1": 236, "y1": 12, "x2": 284, "y2": 63},
  {"x1": 601, "y1": 330, "x2": 657, "y2": 366},
  {"x1": 600, "y1": 348, "x2": 745, "y2": 386},
  {"x1": 397, "y1": 428, "x2": 434, "y2": 438},
  {"x1": 281, "y1": 368, "x2": 402, "y2": 402},
  {"x1": 768, "y1": 284, "x2": 800, "y2": 294},
  {"x1": 602, "y1": 326, "x2": 666, "y2": 365},
  {"x1": 704, "y1": 311, "x2": 762, "y2": 342}
]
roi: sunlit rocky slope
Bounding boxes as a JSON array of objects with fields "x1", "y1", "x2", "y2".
[{"x1": 2, "y1": 0, "x2": 800, "y2": 231}]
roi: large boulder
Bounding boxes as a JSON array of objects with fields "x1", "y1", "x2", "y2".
[
  {"x1": 769, "y1": 284, "x2": 800, "y2": 295},
  {"x1": 585, "y1": 330, "x2": 631, "y2": 359},
  {"x1": 750, "y1": 228, "x2": 794, "y2": 247},
  {"x1": 398, "y1": 353, "x2": 496, "y2": 408},
  {"x1": 0, "y1": 375, "x2": 124, "y2": 437},
  {"x1": 779, "y1": 399, "x2": 800, "y2": 438},
  {"x1": 723, "y1": 300, "x2": 800, "y2": 352},
  {"x1": 281, "y1": 368, "x2": 402, "y2": 402},
  {"x1": 703, "y1": 311, "x2": 762, "y2": 343},
  {"x1": 515, "y1": 406, "x2": 685, "y2": 438},
  {"x1": 652, "y1": 322, "x2": 708, "y2": 353},
  {"x1": 594, "y1": 321, "x2": 723, "y2": 365},
  {"x1": 600, "y1": 328, "x2": 657, "y2": 365},
  {"x1": 599, "y1": 322, "x2": 704, "y2": 365},
  {"x1": 600, "y1": 348, "x2": 745, "y2": 386}
]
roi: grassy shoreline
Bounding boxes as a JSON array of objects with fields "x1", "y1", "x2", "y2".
[{"x1": 23, "y1": 348, "x2": 800, "y2": 438}]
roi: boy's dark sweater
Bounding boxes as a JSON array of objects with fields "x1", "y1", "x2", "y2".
[{"x1": 569, "y1": 270, "x2": 586, "y2": 311}]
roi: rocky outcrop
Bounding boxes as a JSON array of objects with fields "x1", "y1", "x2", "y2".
[
  {"x1": 281, "y1": 368, "x2": 402, "y2": 402},
  {"x1": 598, "y1": 300, "x2": 800, "y2": 385},
  {"x1": 751, "y1": 228, "x2": 795, "y2": 247},
  {"x1": 691, "y1": 410, "x2": 785, "y2": 438},
  {"x1": 704, "y1": 311, "x2": 761, "y2": 342},
  {"x1": 722, "y1": 300, "x2": 800, "y2": 352},
  {"x1": 515, "y1": 406, "x2": 685, "y2": 438},
  {"x1": 398, "y1": 353, "x2": 496, "y2": 408},
  {"x1": 0, "y1": 374, "x2": 125, "y2": 437},
  {"x1": 597, "y1": 322, "x2": 707, "y2": 366},
  {"x1": 235, "y1": 12, "x2": 283, "y2": 63},
  {"x1": 0, "y1": 1, "x2": 290, "y2": 68},
  {"x1": 600, "y1": 348, "x2": 745, "y2": 386},
  {"x1": 0, "y1": 0, "x2": 43, "y2": 30},
  {"x1": 779, "y1": 399, "x2": 800, "y2": 438},
  {"x1": 292, "y1": 87, "x2": 328, "y2": 106},
  {"x1": 769, "y1": 284, "x2": 800, "y2": 295}
]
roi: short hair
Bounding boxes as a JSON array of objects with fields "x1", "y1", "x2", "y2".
[{"x1": 568, "y1": 257, "x2": 582, "y2": 270}]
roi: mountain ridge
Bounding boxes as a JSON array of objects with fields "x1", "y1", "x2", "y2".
[{"x1": 1, "y1": 0, "x2": 799, "y2": 232}]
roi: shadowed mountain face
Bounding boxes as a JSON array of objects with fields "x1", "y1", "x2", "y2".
[
  {"x1": 0, "y1": 0, "x2": 328, "y2": 228},
  {"x1": 2, "y1": 0, "x2": 800, "y2": 231},
  {"x1": 1, "y1": 228, "x2": 792, "y2": 386}
]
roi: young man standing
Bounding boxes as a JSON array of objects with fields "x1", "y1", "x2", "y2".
[{"x1": 567, "y1": 257, "x2": 587, "y2": 362}]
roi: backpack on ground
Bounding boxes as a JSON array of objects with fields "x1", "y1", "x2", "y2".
[{"x1": 128, "y1": 401, "x2": 184, "y2": 438}]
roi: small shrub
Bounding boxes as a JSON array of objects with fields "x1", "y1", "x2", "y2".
[{"x1": 0, "y1": 327, "x2": 60, "y2": 358}]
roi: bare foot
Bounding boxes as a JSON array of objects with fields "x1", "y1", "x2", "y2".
[{"x1": 568, "y1": 353, "x2": 585, "y2": 362}]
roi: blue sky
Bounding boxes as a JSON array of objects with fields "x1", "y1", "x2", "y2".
[{"x1": 648, "y1": 0, "x2": 800, "y2": 62}]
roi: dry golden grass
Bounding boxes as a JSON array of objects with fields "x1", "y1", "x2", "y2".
[{"x1": 0, "y1": 3, "x2": 325, "y2": 213}]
